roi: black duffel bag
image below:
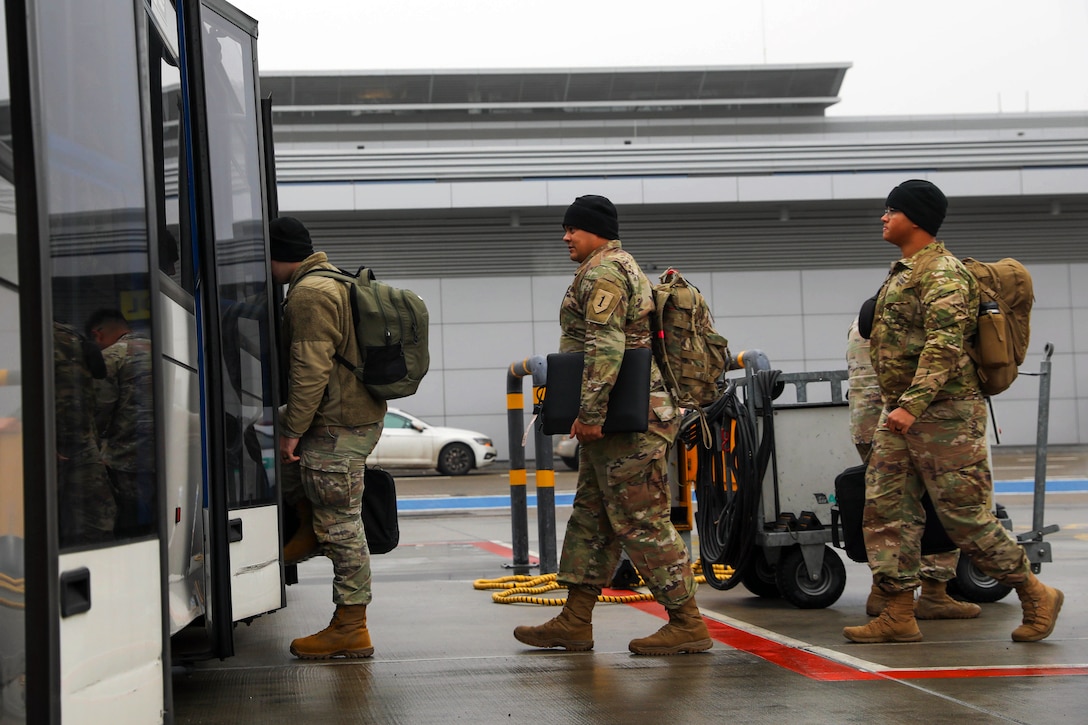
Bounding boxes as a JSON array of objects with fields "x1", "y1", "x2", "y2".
[
  {"x1": 833, "y1": 464, "x2": 955, "y2": 564},
  {"x1": 363, "y1": 466, "x2": 400, "y2": 555}
]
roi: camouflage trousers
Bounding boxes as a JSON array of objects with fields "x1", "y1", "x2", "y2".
[
  {"x1": 856, "y1": 440, "x2": 959, "y2": 581},
  {"x1": 281, "y1": 423, "x2": 382, "y2": 606},
  {"x1": 107, "y1": 468, "x2": 155, "y2": 536},
  {"x1": 57, "y1": 454, "x2": 116, "y2": 547},
  {"x1": 864, "y1": 398, "x2": 1029, "y2": 592},
  {"x1": 558, "y1": 431, "x2": 696, "y2": 608}
]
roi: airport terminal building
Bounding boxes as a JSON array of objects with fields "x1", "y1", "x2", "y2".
[{"x1": 262, "y1": 64, "x2": 1088, "y2": 452}]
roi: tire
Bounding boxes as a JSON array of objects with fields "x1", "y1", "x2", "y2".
[
  {"x1": 437, "y1": 442, "x2": 474, "y2": 476},
  {"x1": 946, "y1": 556, "x2": 1013, "y2": 603},
  {"x1": 740, "y1": 549, "x2": 780, "y2": 598},
  {"x1": 560, "y1": 455, "x2": 579, "y2": 471},
  {"x1": 774, "y1": 545, "x2": 847, "y2": 609}
]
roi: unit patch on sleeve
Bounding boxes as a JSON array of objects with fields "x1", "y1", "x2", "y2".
[{"x1": 586, "y1": 279, "x2": 622, "y2": 325}]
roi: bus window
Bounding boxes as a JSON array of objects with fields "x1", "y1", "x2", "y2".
[{"x1": 39, "y1": 0, "x2": 158, "y2": 547}]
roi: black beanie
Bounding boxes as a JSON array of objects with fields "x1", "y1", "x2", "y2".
[
  {"x1": 269, "y1": 217, "x2": 314, "y2": 262},
  {"x1": 885, "y1": 180, "x2": 948, "y2": 237},
  {"x1": 562, "y1": 195, "x2": 619, "y2": 240}
]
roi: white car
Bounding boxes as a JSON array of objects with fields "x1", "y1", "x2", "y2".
[
  {"x1": 553, "y1": 435, "x2": 580, "y2": 471},
  {"x1": 371, "y1": 408, "x2": 498, "y2": 476}
]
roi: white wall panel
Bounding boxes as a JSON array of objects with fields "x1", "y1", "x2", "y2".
[
  {"x1": 929, "y1": 169, "x2": 1023, "y2": 197},
  {"x1": 442, "y1": 368, "x2": 511, "y2": 415},
  {"x1": 452, "y1": 180, "x2": 550, "y2": 208},
  {"x1": 1071, "y1": 264, "x2": 1088, "y2": 307},
  {"x1": 530, "y1": 275, "x2": 570, "y2": 321},
  {"x1": 712, "y1": 269, "x2": 802, "y2": 317},
  {"x1": 1029, "y1": 309, "x2": 1075, "y2": 361},
  {"x1": 802, "y1": 267, "x2": 886, "y2": 314},
  {"x1": 803, "y1": 313, "x2": 856, "y2": 361},
  {"x1": 394, "y1": 370, "x2": 445, "y2": 420},
  {"x1": 737, "y1": 174, "x2": 834, "y2": 202},
  {"x1": 643, "y1": 176, "x2": 740, "y2": 204},
  {"x1": 1023, "y1": 167, "x2": 1088, "y2": 194},
  {"x1": 830, "y1": 172, "x2": 913, "y2": 200},
  {"x1": 443, "y1": 322, "x2": 534, "y2": 369},
  {"x1": 278, "y1": 182, "x2": 354, "y2": 211},
  {"x1": 545, "y1": 178, "x2": 644, "y2": 207},
  {"x1": 441, "y1": 277, "x2": 536, "y2": 324},
  {"x1": 719, "y1": 315, "x2": 805, "y2": 363},
  {"x1": 1073, "y1": 308, "x2": 1088, "y2": 355},
  {"x1": 354, "y1": 182, "x2": 452, "y2": 210},
  {"x1": 1029, "y1": 264, "x2": 1073, "y2": 309}
]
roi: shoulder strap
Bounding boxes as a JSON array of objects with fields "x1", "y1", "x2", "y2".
[{"x1": 297, "y1": 266, "x2": 363, "y2": 370}]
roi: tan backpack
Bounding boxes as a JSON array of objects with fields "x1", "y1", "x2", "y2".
[
  {"x1": 650, "y1": 269, "x2": 730, "y2": 408},
  {"x1": 962, "y1": 258, "x2": 1034, "y2": 396}
]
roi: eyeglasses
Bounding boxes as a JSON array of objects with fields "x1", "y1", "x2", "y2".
[{"x1": 882, "y1": 207, "x2": 900, "y2": 216}]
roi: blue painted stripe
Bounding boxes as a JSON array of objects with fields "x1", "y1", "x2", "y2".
[
  {"x1": 399, "y1": 493, "x2": 576, "y2": 511},
  {"x1": 994, "y1": 479, "x2": 1088, "y2": 494},
  {"x1": 397, "y1": 479, "x2": 1088, "y2": 512}
]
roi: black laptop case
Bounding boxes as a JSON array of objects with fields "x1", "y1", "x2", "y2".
[{"x1": 540, "y1": 348, "x2": 651, "y2": 436}]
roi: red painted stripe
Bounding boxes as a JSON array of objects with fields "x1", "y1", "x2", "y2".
[
  {"x1": 471, "y1": 540, "x2": 539, "y2": 564},
  {"x1": 470, "y1": 541, "x2": 1088, "y2": 682},
  {"x1": 626, "y1": 600, "x2": 881, "y2": 681}
]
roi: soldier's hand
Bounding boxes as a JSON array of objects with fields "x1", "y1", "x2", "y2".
[
  {"x1": 572, "y1": 420, "x2": 603, "y2": 443},
  {"x1": 280, "y1": 435, "x2": 301, "y2": 463},
  {"x1": 887, "y1": 407, "x2": 916, "y2": 435}
]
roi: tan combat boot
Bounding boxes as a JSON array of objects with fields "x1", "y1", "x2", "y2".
[
  {"x1": 513, "y1": 586, "x2": 598, "y2": 651},
  {"x1": 843, "y1": 589, "x2": 922, "y2": 643},
  {"x1": 915, "y1": 579, "x2": 981, "y2": 620},
  {"x1": 628, "y1": 598, "x2": 713, "y2": 656},
  {"x1": 866, "y1": 582, "x2": 891, "y2": 616},
  {"x1": 283, "y1": 499, "x2": 320, "y2": 564},
  {"x1": 290, "y1": 604, "x2": 373, "y2": 659},
  {"x1": 1011, "y1": 573, "x2": 1064, "y2": 642}
]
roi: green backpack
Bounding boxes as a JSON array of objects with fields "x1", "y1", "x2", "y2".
[
  {"x1": 301, "y1": 266, "x2": 430, "y2": 400},
  {"x1": 650, "y1": 268, "x2": 730, "y2": 408}
]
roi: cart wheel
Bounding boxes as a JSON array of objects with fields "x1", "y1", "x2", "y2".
[
  {"x1": 946, "y1": 556, "x2": 1013, "y2": 603},
  {"x1": 741, "y1": 550, "x2": 780, "y2": 598},
  {"x1": 774, "y1": 545, "x2": 846, "y2": 609}
]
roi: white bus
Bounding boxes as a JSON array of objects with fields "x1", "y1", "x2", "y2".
[{"x1": 0, "y1": 1, "x2": 286, "y2": 721}]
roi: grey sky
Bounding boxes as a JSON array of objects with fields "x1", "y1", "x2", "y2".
[{"x1": 243, "y1": 0, "x2": 1088, "y2": 117}]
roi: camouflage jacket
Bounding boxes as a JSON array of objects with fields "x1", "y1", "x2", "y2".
[
  {"x1": 846, "y1": 317, "x2": 881, "y2": 446},
  {"x1": 559, "y1": 241, "x2": 678, "y2": 440},
  {"x1": 96, "y1": 332, "x2": 155, "y2": 472},
  {"x1": 870, "y1": 241, "x2": 981, "y2": 418},
  {"x1": 53, "y1": 322, "x2": 102, "y2": 465}
]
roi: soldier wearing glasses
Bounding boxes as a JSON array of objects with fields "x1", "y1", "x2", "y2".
[{"x1": 844, "y1": 180, "x2": 1062, "y2": 644}]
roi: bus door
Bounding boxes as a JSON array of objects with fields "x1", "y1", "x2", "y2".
[
  {"x1": 5, "y1": 0, "x2": 173, "y2": 721},
  {"x1": 183, "y1": 0, "x2": 283, "y2": 654}
]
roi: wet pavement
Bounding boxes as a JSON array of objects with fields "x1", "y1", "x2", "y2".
[{"x1": 172, "y1": 446, "x2": 1088, "y2": 724}]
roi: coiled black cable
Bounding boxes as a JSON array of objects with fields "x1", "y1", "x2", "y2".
[{"x1": 685, "y1": 370, "x2": 780, "y2": 590}]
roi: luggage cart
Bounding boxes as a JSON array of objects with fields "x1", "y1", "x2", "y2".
[
  {"x1": 685, "y1": 345, "x2": 1061, "y2": 610},
  {"x1": 946, "y1": 342, "x2": 1059, "y2": 602},
  {"x1": 683, "y1": 359, "x2": 855, "y2": 609}
]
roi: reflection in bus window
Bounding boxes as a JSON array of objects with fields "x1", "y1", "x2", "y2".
[
  {"x1": 53, "y1": 321, "x2": 117, "y2": 547},
  {"x1": 0, "y1": 2, "x2": 26, "y2": 714},
  {"x1": 203, "y1": 13, "x2": 276, "y2": 508},
  {"x1": 86, "y1": 309, "x2": 156, "y2": 538},
  {"x1": 40, "y1": 0, "x2": 158, "y2": 547}
]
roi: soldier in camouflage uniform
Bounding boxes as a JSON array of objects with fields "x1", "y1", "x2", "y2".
[
  {"x1": 87, "y1": 309, "x2": 155, "y2": 537},
  {"x1": 847, "y1": 317, "x2": 979, "y2": 620},
  {"x1": 514, "y1": 195, "x2": 712, "y2": 656},
  {"x1": 843, "y1": 180, "x2": 1062, "y2": 644},
  {"x1": 54, "y1": 321, "x2": 116, "y2": 547},
  {"x1": 270, "y1": 217, "x2": 386, "y2": 659}
]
